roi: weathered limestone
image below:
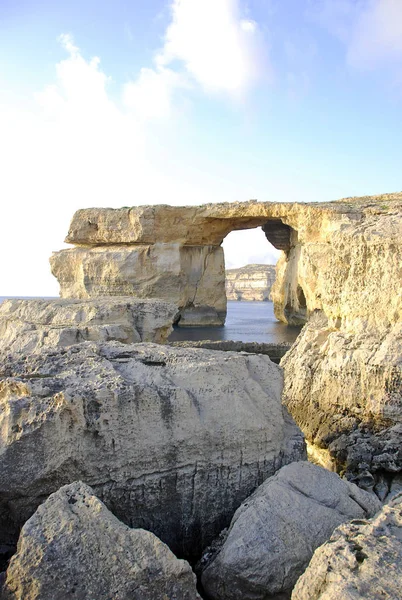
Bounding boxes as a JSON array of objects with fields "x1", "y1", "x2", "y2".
[
  {"x1": 2, "y1": 481, "x2": 200, "y2": 600},
  {"x1": 201, "y1": 461, "x2": 380, "y2": 600},
  {"x1": 0, "y1": 341, "x2": 305, "y2": 559},
  {"x1": 51, "y1": 193, "x2": 402, "y2": 328},
  {"x1": 50, "y1": 193, "x2": 402, "y2": 484},
  {"x1": 51, "y1": 244, "x2": 226, "y2": 326},
  {"x1": 282, "y1": 314, "x2": 402, "y2": 487},
  {"x1": 225, "y1": 264, "x2": 276, "y2": 301},
  {"x1": 292, "y1": 492, "x2": 402, "y2": 600},
  {"x1": 0, "y1": 297, "x2": 177, "y2": 352}
]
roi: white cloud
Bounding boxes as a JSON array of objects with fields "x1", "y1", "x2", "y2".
[
  {"x1": 0, "y1": 30, "x2": 270, "y2": 296},
  {"x1": 223, "y1": 229, "x2": 280, "y2": 269},
  {"x1": 309, "y1": 0, "x2": 402, "y2": 74},
  {"x1": 159, "y1": 0, "x2": 262, "y2": 96},
  {"x1": 123, "y1": 66, "x2": 185, "y2": 120}
]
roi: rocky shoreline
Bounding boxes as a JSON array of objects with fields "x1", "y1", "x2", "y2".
[{"x1": 0, "y1": 193, "x2": 401, "y2": 599}]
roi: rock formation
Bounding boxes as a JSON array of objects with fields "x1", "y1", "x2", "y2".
[
  {"x1": 0, "y1": 341, "x2": 305, "y2": 560},
  {"x1": 292, "y1": 492, "x2": 402, "y2": 600},
  {"x1": 200, "y1": 461, "x2": 380, "y2": 600},
  {"x1": 51, "y1": 244, "x2": 226, "y2": 326},
  {"x1": 282, "y1": 313, "x2": 402, "y2": 488},
  {"x1": 2, "y1": 481, "x2": 200, "y2": 600},
  {"x1": 225, "y1": 264, "x2": 276, "y2": 301},
  {"x1": 0, "y1": 297, "x2": 177, "y2": 353},
  {"x1": 50, "y1": 193, "x2": 402, "y2": 487}
]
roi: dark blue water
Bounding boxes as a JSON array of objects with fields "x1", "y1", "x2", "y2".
[
  {"x1": 0, "y1": 298, "x2": 301, "y2": 345},
  {"x1": 169, "y1": 301, "x2": 302, "y2": 344}
]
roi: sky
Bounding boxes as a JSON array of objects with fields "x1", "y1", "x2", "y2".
[{"x1": 1, "y1": 0, "x2": 402, "y2": 295}]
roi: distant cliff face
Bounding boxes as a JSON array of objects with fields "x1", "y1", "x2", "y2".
[{"x1": 225, "y1": 264, "x2": 276, "y2": 301}]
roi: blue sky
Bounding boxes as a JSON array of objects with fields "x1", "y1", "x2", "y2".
[{"x1": 1, "y1": 0, "x2": 401, "y2": 295}]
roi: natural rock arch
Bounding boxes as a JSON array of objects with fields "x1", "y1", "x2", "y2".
[{"x1": 50, "y1": 203, "x2": 308, "y2": 327}]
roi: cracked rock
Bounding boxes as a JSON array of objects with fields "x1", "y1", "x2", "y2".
[
  {"x1": 2, "y1": 481, "x2": 200, "y2": 600},
  {"x1": 292, "y1": 492, "x2": 402, "y2": 600},
  {"x1": 201, "y1": 461, "x2": 380, "y2": 600}
]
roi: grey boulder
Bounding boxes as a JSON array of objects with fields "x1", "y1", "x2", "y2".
[
  {"x1": 0, "y1": 341, "x2": 305, "y2": 559},
  {"x1": 2, "y1": 481, "x2": 200, "y2": 600},
  {"x1": 201, "y1": 461, "x2": 381, "y2": 599},
  {"x1": 292, "y1": 492, "x2": 402, "y2": 600}
]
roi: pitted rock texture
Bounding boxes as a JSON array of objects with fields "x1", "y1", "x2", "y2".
[
  {"x1": 292, "y1": 492, "x2": 402, "y2": 600},
  {"x1": 51, "y1": 194, "x2": 402, "y2": 482},
  {"x1": 0, "y1": 297, "x2": 178, "y2": 353},
  {"x1": 282, "y1": 313, "x2": 402, "y2": 488},
  {"x1": 2, "y1": 481, "x2": 200, "y2": 600},
  {"x1": 0, "y1": 342, "x2": 305, "y2": 559},
  {"x1": 225, "y1": 264, "x2": 276, "y2": 301},
  {"x1": 51, "y1": 244, "x2": 226, "y2": 326},
  {"x1": 201, "y1": 461, "x2": 381, "y2": 600}
]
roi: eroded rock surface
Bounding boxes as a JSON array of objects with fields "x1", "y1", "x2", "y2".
[
  {"x1": 225, "y1": 264, "x2": 276, "y2": 301},
  {"x1": 282, "y1": 314, "x2": 402, "y2": 489},
  {"x1": 201, "y1": 461, "x2": 381, "y2": 600},
  {"x1": 0, "y1": 297, "x2": 177, "y2": 352},
  {"x1": 50, "y1": 194, "x2": 402, "y2": 483},
  {"x1": 292, "y1": 492, "x2": 402, "y2": 600},
  {"x1": 0, "y1": 342, "x2": 305, "y2": 559},
  {"x1": 2, "y1": 481, "x2": 200, "y2": 600},
  {"x1": 52, "y1": 193, "x2": 402, "y2": 327},
  {"x1": 51, "y1": 244, "x2": 226, "y2": 326}
]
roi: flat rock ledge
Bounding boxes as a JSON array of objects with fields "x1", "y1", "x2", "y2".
[
  {"x1": 168, "y1": 340, "x2": 292, "y2": 363},
  {"x1": 2, "y1": 481, "x2": 200, "y2": 600},
  {"x1": 201, "y1": 461, "x2": 381, "y2": 600},
  {"x1": 0, "y1": 297, "x2": 178, "y2": 353},
  {"x1": 0, "y1": 341, "x2": 305, "y2": 560},
  {"x1": 292, "y1": 492, "x2": 402, "y2": 600}
]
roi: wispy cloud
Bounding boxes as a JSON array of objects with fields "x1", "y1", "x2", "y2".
[
  {"x1": 309, "y1": 0, "x2": 402, "y2": 77},
  {"x1": 347, "y1": 0, "x2": 402, "y2": 70}
]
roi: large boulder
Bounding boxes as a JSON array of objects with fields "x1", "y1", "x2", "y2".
[
  {"x1": 2, "y1": 481, "x2": 200, "y2": 600},
  {"x1": 0, "y1": 342, "x2": 305, "y2": 559},
  {"x1": 201, "y1": 461, "x2": 381, "y2": 600},
  {"x1": 0, "y1": 297, "x2": 178, "y2": 352},
  {"x1": 292, "y1": 492, "x2": 402, "y2": 600}
]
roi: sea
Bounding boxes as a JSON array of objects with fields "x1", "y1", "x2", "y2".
[{"x1": 0, "y1": 297, "x2": 301, "y2": 345}]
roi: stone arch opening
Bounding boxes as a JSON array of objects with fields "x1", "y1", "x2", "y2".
[
  {"x1": 223, "y1": 228, "x2": 280, "y2": 303},
  {"x1": 51, "y1": 204, "x2": 309, "y2": 334}
]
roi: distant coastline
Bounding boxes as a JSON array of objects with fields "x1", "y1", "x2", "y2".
[{"x1": 225, "y1": 264, "x2": 276, "y2": 301}]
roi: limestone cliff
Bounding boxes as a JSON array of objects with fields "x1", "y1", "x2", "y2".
[
  {"x1": 50, "y1": 193, "x2": 402, "y2": 488},
  {"x1": 51, "y1": 192, "x2": 402, "y2": 328},
  {"x1": 225, "y1": 264, "x2": 276, "y2": 301}
]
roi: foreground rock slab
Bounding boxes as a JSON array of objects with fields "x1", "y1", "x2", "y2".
[
  {"x1": 0, "y1": 297, "x2": 178, "y2": 352},
  {"x1": 201, "y1": 461, "x2": 381, "y2": 600},
  {"x1": 282, "y1": 314, "x2": 402, "y2": 490},
  {"x1": 0, "y1": 342, "x2": 305, "y2": 559},
  {"x1": 292, "y1": 492, "x2": 402, "y2": 600},
  {"x1": 2, "y1": 481, "x2": 200, "y2": 600}
]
